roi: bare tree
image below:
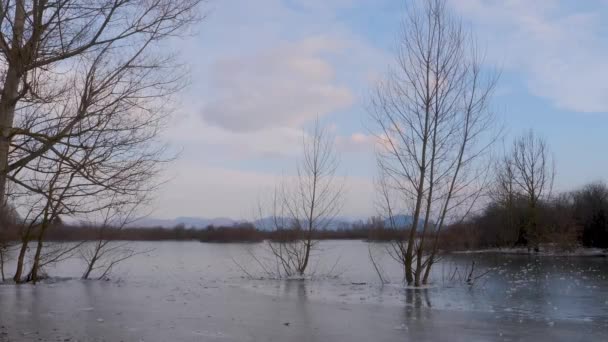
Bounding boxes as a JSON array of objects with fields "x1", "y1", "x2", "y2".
[
  {"x1": 80, "y1": 195, "x2": 148, "y2": 280},
  {"x1": 8, "y1": 89, "x2": 163, "y2": 282},
  {"x1": 370, "y1": 0, "x2": 497, "y2": 286},
  {"x1": 505, "y1": 130, "x2": 555, "y2": 251},
  {"x1": 21, "y1": 154, "x2": 81, "y2": 283},
  {"x1": 259, "y1": 119, "x2": 344, "y2": 277},
  {"x1": 0, "y1": 0, "x2": 202, "y2": 282}
]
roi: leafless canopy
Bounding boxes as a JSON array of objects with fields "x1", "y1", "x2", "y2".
[
  {"x1": 0, "y1": 0, "x2": 203, "y2": 209},
  {"x1": 498, "y1": 130, "x2": 555, "y2": 249},
  {"x1": 510, "y1": 130, "x2": 555, "y2": 208}
]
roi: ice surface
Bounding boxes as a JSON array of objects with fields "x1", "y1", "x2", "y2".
[{"x1": 1, "y1": 241, "x2": 607, "y2": 341}]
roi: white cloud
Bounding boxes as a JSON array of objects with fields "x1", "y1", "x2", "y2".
[
  {"x1": 335, "y1": 132, "x2": 376, "y2": 153},
  {"x1": 201, "y1": 37, "x2": 354, "y2": 132},
  {"x1": 151, "y1": 0, "x2": 388, "y2": 219},
  {"x1": 165, "y1": 112, "x2": 303, "y2": 158},
  {"x1": 449, "y1": 0, "x2": 608, "y2": 112}
]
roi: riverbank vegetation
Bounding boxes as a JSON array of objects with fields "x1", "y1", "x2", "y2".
[
  {"x1": 0, "y1": 220, "x2": 406, "y2": 243},
  {"x1": 441, "y1": 181, "x2": 608, "y2": 252},
  {"x1": 2, "y1": 178, "x2": 605, "y2": 250}
]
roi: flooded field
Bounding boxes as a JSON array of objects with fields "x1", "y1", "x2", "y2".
[{"x1": 1, "y1": 240, "x2": 608, "y2": 341}]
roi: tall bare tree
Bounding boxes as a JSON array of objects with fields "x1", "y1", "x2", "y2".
[
  {"x1": 260, "y1": 119, "x2": 344, "y2": 277},
  {"x1": 370, "y1": 0, "x2": 497, "y2": 286}
]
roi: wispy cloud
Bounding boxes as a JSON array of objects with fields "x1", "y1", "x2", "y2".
[
  {"x1": 335, "y1": 132, "x2": 376, "y2": 153},
  {"x1": 202, "y1": 37, "x2": 354, "y2": 132}
]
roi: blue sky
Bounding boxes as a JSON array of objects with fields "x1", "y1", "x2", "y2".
[{"x1": 153, "y1": 0, "x2": 608, "y2": 219}]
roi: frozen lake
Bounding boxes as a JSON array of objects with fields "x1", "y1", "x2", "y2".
[{"x1": 1, "y1": 240, "x2": 608, "y2": 341}]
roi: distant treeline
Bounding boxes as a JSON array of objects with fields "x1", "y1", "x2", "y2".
[
  {"x1": 2, "y1": 182, "x2": 606, "y2": 250},
  {"x1": 0, "y1": 221, "x2": 408, "y2": 243}
]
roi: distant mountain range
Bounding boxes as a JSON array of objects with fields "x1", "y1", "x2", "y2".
[
  {"x1": 130, "y1": 216, "x2": 356, "y2": 230},
  {"x1": 384, "y1": 214, "x2": 415, "y2": 228},
  {"x1": 129, "y1": 214, "x2": 420, "y2": 230}
]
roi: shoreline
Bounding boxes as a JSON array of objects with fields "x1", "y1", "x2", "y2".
[{"x1": 451, "y1": 247, "x2": 607, "y2": 257}]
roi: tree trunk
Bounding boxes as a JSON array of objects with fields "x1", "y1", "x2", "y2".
[
  {"x1": 0, "y1": 68, "x2": 21, "y2": 205},
  {"x1": 13, "y1": 240, "x2": 28, "y2": 283},
  {"x1": 28, "y1": 234, "x2": 46, "y2": 283},
  {"x1": 82, "y1": 256, "x2": 96, "y2": 280},
  {"x1": 0, "y1": 248, "x2": 5, "y2": 281},
  {"x1": 299, "y1": 239, "x2": 311, "y2": 275},
  {"x1": 529, "y1": 201, "x2": 539, "y2": 252},
  {"x1": 422, "y1": 256, "x2": 433, "y2": 284},
  {"x1": 406, "y1": 92, "x2": 432, "y2": 286},
  {"x1": 0, "y1": 0, "x2": 26, "y2": 205},
  {"x1": 406, "y1": 165, "x2": 428, "y2": 286}
]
